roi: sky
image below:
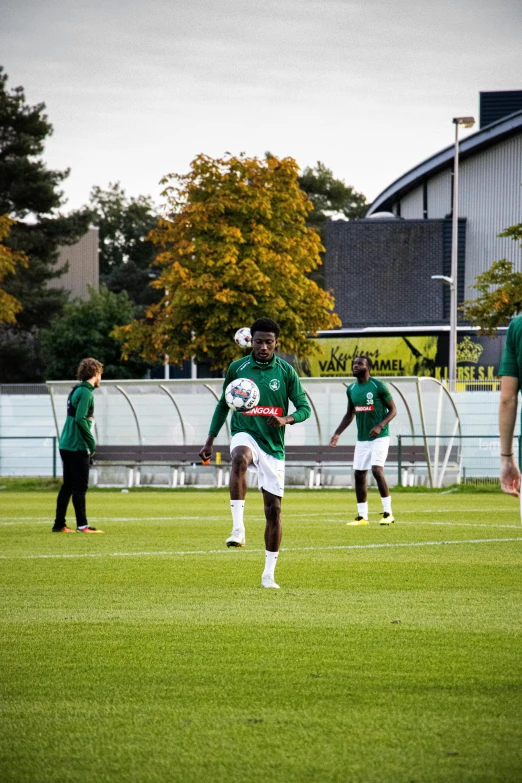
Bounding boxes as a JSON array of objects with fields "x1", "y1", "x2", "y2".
[{"x1": 1, "y1": 0, "x2": 521, "y2": 212}]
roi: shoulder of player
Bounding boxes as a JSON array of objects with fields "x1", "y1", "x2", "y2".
[
  {"x1": 274, "y1": 356, "x2": 293, "y2": 373},
  {"x1": 508, "y1": 316, "x2": 522, "y2": 342},
  {"x1": 228, "y1": 356, "x2": 252, "y2": 376},
  {"x1": 370, "y1": 377, "x2": 393, "y2": 397},
  {"x1": 73, "y1": 384, "x2": 91, "y2": 399}
]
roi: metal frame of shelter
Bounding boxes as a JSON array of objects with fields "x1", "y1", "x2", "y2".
[{"x1": 46, "y1": 376, "x2": 462, "y2": 487}]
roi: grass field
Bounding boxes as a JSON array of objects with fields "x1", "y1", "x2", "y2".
[{"x1": 1, "y1": 487, "x2": 521, "y2": 783}]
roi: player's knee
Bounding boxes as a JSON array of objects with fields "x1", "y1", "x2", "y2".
[
  {"x1": 371, "y1": 465, "x2": 383, "y2": 478},
  {"x1": 231, "y1": 452, "x2": 249, "y2": 473},
  {"x1": 354, "y1": 469, "x2": 366, "y2": 480}
]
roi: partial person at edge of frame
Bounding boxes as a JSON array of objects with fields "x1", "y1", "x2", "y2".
[{"x1": 498, "y1": 315, "x2": 522, "y2": 500}]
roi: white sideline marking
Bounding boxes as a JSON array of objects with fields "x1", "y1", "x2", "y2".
[
  {"x1": 0, "y1": 538, "x2": 520, "y2": 561},
  {"x1": 0, "y1": 508, "x2": 519, "y2": 525}
]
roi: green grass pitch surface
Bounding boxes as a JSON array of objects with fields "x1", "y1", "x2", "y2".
[{"x1": 1, "y1": 488, "x2": 521, "y2": 783}]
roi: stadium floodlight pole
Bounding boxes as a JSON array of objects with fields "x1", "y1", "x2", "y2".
[{"x1": 449, "y1": 115, "x2": 475, "y2": 392}]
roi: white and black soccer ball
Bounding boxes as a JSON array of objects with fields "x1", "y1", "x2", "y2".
[
  {"x1": 225, "y1": 378, "x2": 260, "y2": 412},
  {"x1": 234, "y1": 327, "x2": 252, "y2": 349}
]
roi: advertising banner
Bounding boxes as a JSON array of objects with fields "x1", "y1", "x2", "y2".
[{"x1": 296, "y1": 333, "x2": 505, "y2": 379}]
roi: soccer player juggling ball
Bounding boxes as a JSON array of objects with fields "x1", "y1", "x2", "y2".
[
  {"x1": 330, "y1": 355, "x2": 397, "y2": 525},
  {"x1": 199, "y1": 317, "x2": 311, "y2": 588},
  {"x1": 52, "y1": 358, "x2": 104, "y2": 533}
]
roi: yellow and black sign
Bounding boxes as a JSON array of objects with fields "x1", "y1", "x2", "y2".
[{"x1": 296, "y1": 333, "x2": 504, "y2": 379}]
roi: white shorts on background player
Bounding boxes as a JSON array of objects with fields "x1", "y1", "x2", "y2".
[
  {"x1": 230, "y1": 432, "x2": 285, "y2": 497},
  {"x1": 353, "y1": 436, "x2": 390, "y2": 471}
]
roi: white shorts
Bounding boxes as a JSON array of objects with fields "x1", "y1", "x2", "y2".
[
  {"x1": 230, "y1": 432, "x2": 285, "y2": 497},
  {"x1": 353, "y1": 436, "x2": 390, "y2": 471}
]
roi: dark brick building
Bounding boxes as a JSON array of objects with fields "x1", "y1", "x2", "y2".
[{"x1": 325, "y1": 217, "x2": 466, "y2": 328}]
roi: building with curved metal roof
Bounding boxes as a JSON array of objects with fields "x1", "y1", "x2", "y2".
[
  {"x1": 324, "y1": 93, "x2": 522, "y2": 331},
  {"x1": 366, "y1": 105, "x2": 522, "y2": 293}
]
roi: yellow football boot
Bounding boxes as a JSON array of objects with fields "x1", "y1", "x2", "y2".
[{"x1": 346, "y1": 516, "x2": 369, "y2": 526}]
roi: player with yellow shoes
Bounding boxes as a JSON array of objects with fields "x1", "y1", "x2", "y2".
[{"x1": 330, "y1": 355, "x2": 397, "y2": 525}]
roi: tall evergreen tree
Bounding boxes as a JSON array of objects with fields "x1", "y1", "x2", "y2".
[{"x1": 0, "y1": 66, "x2": 91, "y2": 381}]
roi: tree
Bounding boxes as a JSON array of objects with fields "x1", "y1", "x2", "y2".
[
  {"x1": 0, "y1": 66, "x2": 91, "y2": 381},
  {"x1": 114, "y1": 153, "x2": 341, "y2": 370},
  {"x1": 0, "y1": 214, "x2": 27, "y2": 323},
  {"x1": 299, "y1": 161, "x2": 367, "y2": 228},
  {"x1": 41, "y1": 285, "x2": 148, "y2": 380},
  {"x1": 460, "y1": 223, "x2": 522, "y2": 333},
  {"x1": 87, "y1": 183, "x2": 161, "y2": 308},
  {"x1": 298, "y1": 161, "x2": 366, "y2": 287}
]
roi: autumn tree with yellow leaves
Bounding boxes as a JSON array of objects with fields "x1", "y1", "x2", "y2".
[
  {"x1": 0, "y1": 215, "x2": 27, "y2": 323},
  {"x1": 114, "y1": 154, "x2": 341, "y2": 370}
]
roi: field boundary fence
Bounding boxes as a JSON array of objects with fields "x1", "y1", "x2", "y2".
[
  {"x1": 396, "y1": 434, "x2": 517, "y2": 487},
  {"x1": 0, "y1": 378, "x2": 513, "y2": 485},
  {"x1": 0, "y1": 436, "x2": 58, "y2": 478}
]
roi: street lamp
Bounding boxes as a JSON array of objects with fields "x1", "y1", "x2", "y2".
[
  {"x1": 432, "y1": 275, "x2": 455, "y2": 384},
  {"x1": 447, "y1": 116, "x2": 475, "y2": 390}
]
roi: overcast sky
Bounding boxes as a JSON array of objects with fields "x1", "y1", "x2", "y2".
[{"x1": 1, "y1": 0, "x2": 521, "y2": 212}]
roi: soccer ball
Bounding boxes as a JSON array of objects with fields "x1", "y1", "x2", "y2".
[
  {"x1": 234, "y1": 327, "x2": 252, "y2": 349},
  {"x1": 225, "y1": 378, "x2": 260, "y2": 412}
]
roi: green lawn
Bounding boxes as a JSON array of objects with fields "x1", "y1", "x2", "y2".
[{"x1": 1, "y1": 488, "x2": 521, "y2": 783}]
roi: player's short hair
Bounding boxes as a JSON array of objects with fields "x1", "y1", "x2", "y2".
[
  {"x1": 358, "y1": 355, "x2": 373, "y2": 370},
  {"x1": 77, "y1": 358, "x2": 104, "y2": 381},
  {"x1": 250, "y1": 317, "x2": 280, "y2": 339}
]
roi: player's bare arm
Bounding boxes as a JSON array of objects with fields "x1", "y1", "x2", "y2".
[
  {"x1": 330, "y1": 401, "x2": 355, "y2": 447},
  {"x1": 369, "y1": 398, "x2": 397, "y2": 439},
  {"x1": 499, "y1": 375, "x2": 520, "y2": 497}
]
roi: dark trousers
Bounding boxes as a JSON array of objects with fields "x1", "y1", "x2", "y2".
[{"x1": 54, "y1": 449, "x2": 90, "y2": 529}]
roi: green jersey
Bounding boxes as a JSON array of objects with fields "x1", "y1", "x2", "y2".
[
  {"x1": 499, "y1": 316, "x2": 522, "y2": 381},
  {"x1": 59, "y1": 382, "x2": 96, "y2": 453},
  {"x1": 209, "y1": 353, "x2": 311, "y2": 460},
  {"x1": 347, "y1": 378, "x2": 393, "y2": 441}
]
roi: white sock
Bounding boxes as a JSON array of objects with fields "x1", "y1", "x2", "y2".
[
  {"x1": 230, "y1": 500, "x2": 245, "y2": 532},
  {"x1": 382, "y1": 496, "x2": 392, "y2": 514},
  {"x1": 263, "y1": 550, "x2": 278, "y2": 578},
  {"x1": 357, "y1": 502, "x2": 368, "y2": 519}
]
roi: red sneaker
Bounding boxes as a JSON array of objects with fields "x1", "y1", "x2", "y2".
[
  {"x1": 77, "y1": 526, "x2": 104, "y2": 533},
  {"x1": 52, "y1": 526, "x2": 76, "y2": 533}
]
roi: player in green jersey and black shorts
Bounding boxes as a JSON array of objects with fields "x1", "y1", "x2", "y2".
[
  {"x1": 330, "y1": 355, "x2": 397, "y2": 525},
  {"x1": 199, "y1": 317, "x2": 311, "y2": 588}
]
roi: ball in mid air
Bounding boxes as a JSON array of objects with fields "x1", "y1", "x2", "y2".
[
  {"x1": 234, "y1": 327, "x2": 252, "y2": 349},
  {"x1": 225, "y1": 378, "x2": 260, "y2": 412}
]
